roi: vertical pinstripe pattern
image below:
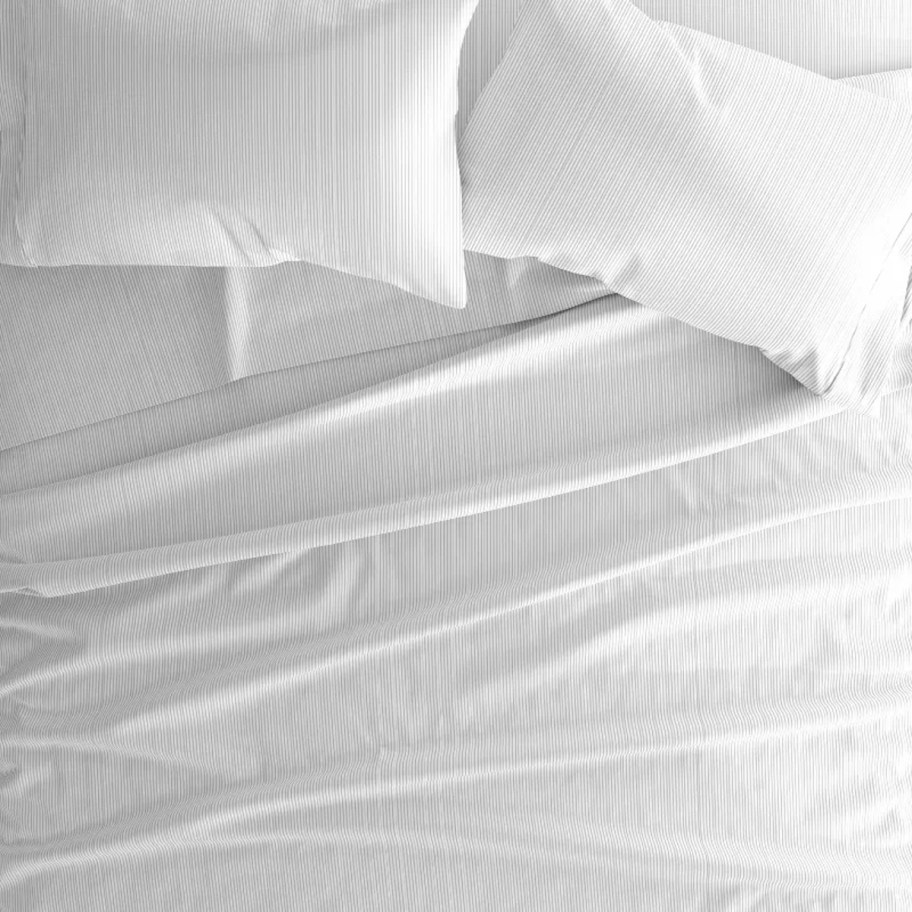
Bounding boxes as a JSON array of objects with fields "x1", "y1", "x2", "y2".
[
  {"x1": 5, "y1": 6, "x2": 912, "y2": 449},
  {"x1": 0, "y1": 0, "x2": 25, "y2": 128},
  {"x1": 461, "y1": 0, "x2": 912, "y2": 411},
  {"x1": 5, "y1": 0, "x2": 912, "y2": 139},
  {"x1": 5, "y1": 63, "x2": 912, "y2": 452},
  {"x1": 4, "y1": 6, "x2": 912, "y2": 909},
  {"x1": 3, "y1": 299, "x2": 912, "y2": 909},
  {"x1": 0, "y1": 254, "x2": 608, "y2": 449},
  {"x1": 0, "y1": 0, "x2": 477, "y2": 307}
]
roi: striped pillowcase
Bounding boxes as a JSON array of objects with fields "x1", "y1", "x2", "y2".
[
  {"x1": 460, "y1": 0, "x2": 912, "y2": 410},
  {"x1": 0, "y1": 0, "x2": 477, "y2": 308}
]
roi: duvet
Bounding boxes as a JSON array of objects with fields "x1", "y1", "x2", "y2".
[{"x1": 3, "y1": 1, "x2": 912, "y2": 911}]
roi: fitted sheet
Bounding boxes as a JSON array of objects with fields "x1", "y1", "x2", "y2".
[
  {"x1": 0, "y1": 256, "x2": 605, "y2": 450},
  {"x1": 3, "y1": 292, "x2": 912, "y2": 909}
]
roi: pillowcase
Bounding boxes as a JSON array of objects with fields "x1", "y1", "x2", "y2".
[
  {"x1": 0, "y1": 0, "x2": 477, "y2": 308},
  {"x1": 634, "y1": 0, "x2": 912, "y2": 79},
  {"x1": 460, "y1": 0, "x2": 912, "y2": 409},
  {"x1": 456, "y1": 0, "x2": 912, "y2": 137}
]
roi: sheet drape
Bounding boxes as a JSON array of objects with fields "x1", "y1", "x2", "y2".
[{"x1": 3, "y1": 297, "x2": 912, "y2": 909}]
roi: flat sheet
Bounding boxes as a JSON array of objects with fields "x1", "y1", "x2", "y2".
[{"x1": 3, "y1": 294, "x2": 912, "y2": 909}]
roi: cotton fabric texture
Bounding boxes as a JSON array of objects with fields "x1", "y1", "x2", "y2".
[
  {"x1": 633, "y1": 0, "x2": 912, "y2": 77},
  {"x1": 460, "y1": 0, "x2": 912, "y2": 410},
  {"x1": 0, "y1": 0, "x2": 477, "y2": 307},
  {"x1": 4, "y1": 296, "x2": 912, "y2": 910},
  {"x1": 5, "y1": 1, "x2": 912, "y2": 907},
  {"x1": 458, "y1": 0, "x2": 912, "y2": 135}
]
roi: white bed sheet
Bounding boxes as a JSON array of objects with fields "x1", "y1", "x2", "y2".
[
  {"x1": 3, "y1": 293, "x2": 912, "y2": 909},
  {"x1": 0, "y1": 256, "x2": 605, "y2": 450}
]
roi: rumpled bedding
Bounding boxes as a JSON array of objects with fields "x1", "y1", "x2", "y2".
[
  {"x1": 4, "y1": 2, "x2": 912, "y2": 911},
  {"x1": 3, "y1": 291, "x2": 912, "y2": 909}
]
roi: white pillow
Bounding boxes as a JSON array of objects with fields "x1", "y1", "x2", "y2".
[
  {"x1": 456, "y1": 0, "x2": 912, "y2": 139},
  {"x1": 0, "y1": 0, "x2": 477, "y2": 307},
  {"x1": 460, "y1": 0, "x2": 912, "y2": 409},
  {"x1": 633, "y1": 0, "x2": 912, "y2": 79}
]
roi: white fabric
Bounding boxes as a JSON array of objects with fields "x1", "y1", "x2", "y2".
[
  {"x1": 6, "y1": 4, "x2": 912, "y2": 450},
  {"x1": 634, "y1": 0, "x2": 912, "y2": 78},
  {"x1": 460, "y1": 0, "x2": 912, "y2": 411},
  {"x1": 0, "y1": 255, "x2": 606, "y2": 450},
  {"x1": 5, "y1": 4, "x2": 912, "y2": 909},
  {"x1": 458, "y1": 0, "x2": 912, "y2": 134},
  {"x1": 3, "y1": 294, "x2": 912, "y2": 908},
  {"x1": 7, "y1": 0, "x2": 912, "y2": 139},
  {"x1": 0, "y1": 0, "x2": 476, "y2": 307}
]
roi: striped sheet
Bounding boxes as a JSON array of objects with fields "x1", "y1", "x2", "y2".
[
  {"x1": 0, "y1": 255, "x2": 606, "y2": 450},
  {"x1": 2, "y1": 296, "x2": 912, "y2": 909}
]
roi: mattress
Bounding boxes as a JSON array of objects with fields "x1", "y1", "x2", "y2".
[{"x1": 3, "y1": 2, "x2": 912, "y2": 911}]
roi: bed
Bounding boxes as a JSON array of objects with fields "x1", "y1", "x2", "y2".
[{"x1": 2, "y1": 1, "x2": 912, "y2": 910}]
